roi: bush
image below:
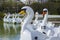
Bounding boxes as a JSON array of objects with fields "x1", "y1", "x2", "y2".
[
  {"x1": 0, "y1": 1, "x2": 60, "y2": 15},
  {"x1": 0, "y1": 2, "x2": 25, "y2": 13},
  {"x1": 30, "y1": 2, "x2": 43, "y2": 14},
  {"x1": 30, "y1": 2, "x2": 60, "y2": 15}
]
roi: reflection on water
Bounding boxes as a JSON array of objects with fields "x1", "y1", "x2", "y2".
[
  {"x1": 0, "y1": 22, "x2": 21, "y2": 40},
  {"x1": 3, "y1": 23, "x2": 20, "y2": 33}
]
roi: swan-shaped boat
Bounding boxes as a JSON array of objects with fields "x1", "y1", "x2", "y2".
[
  {"x1": 20, "y1": 6, "x2": 49, "y2": 40},
  {"x1": 20, "y1": 6, "x2": 60, "y2": 40},
  {"x1": 36, "y1": 8, "x2": 60, "y2": 39},
  {"x1": 3, "y1": 14, "x2": 22, "y2": 23},
  {"x1": 33, "y1": 8, "x2": 55, "y2": 29}
]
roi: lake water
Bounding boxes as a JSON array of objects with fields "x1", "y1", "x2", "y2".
[
  {"x1": 0, "y1": 21, "x2": 60, "y2": 40},
  {"x1": 0, "y1": 21, "x2": 21, "y2": 40}
]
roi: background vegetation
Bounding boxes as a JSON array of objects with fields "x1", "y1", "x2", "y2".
[{"x1": 0, "y1": 0, "x2": 60, "y2": 17}]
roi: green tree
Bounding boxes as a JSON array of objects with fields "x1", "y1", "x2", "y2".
[{"x1": 30, "y1": 2, "x2": 43, "y2": 14}]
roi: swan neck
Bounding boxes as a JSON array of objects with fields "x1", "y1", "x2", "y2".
[
  {"x1": 21, "y1": 9, "x2": 34, "y2": 33},
  {"x1": 42, "y1": 12, "x2": 48, "y2": 26}
]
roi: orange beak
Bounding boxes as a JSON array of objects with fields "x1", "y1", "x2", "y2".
[
  {"x1": 42, "y1": 11, "x2": 46, "y2": 16},
  {"x1": 19, "y1": 10, "x2": 26, "y2": 15}
]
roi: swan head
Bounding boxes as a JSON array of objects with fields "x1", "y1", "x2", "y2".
[
  {"x1": 43, "y1": 8, "x2": 48, "y2": 12},
  {"x1": 42, "y1": 8, "x2": 48, "y2": 16},
  {"x1": 19, "y1": 6, "x2": 34, "y2": 16}
]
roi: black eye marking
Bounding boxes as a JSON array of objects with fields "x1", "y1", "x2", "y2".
[
  {"x1": 43, "y1": 32, "x2": 46, "y2": 34},
  {"x1": 35, "y1": 36, "x2": 38, "y2": 40}
]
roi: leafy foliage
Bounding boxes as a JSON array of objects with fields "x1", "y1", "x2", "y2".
[{"x1": 0, "y1": 0, "x2": 60, "y2": 15}]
